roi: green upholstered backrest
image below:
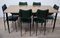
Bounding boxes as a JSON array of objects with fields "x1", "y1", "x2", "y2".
[
  {"x1": 37, "y1": 9, "x2": 49, "y2": 19},
  {"x1": 2, "y1": 4, "x2": 7, "y2": 12},
  {"x1": 33, "y1": 2, "x2": 41, "y2": 6},
  {"x1": 19, "y1": 2, "x2": 27, "y2": 5},
  {"x1": 19, "y1": 9, "x2": 32, "y2": 18}
]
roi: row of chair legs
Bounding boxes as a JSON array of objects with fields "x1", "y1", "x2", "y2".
[
  {"x1": 4, "y1": 21, "x2": 17, "y2": 33},
  {"x1": 20, "y1": 21, "x2": 46, "y2": 36}
]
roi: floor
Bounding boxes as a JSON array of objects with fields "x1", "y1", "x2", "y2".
[{"x1": 0, "y1": 17, "x2": 60, "y2": 38}]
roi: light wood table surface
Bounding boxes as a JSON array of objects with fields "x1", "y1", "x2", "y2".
[{"x1": 4, "y1": 5, "x2": 57, "y2": 13}]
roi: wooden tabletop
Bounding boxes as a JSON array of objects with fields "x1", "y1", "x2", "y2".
[{"x1": 4, "y1": 5, "x2": 58, "y2": 13}]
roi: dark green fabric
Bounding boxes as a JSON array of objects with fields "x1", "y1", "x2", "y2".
[
  {"x1": 33, "y1": 2, "x2": 41, "y2": 6},
  {"x1": 19, "y1": 2, "x2": 27, "y2": 5},
  {"x1": 2, "y1": 4, "x2": 7, "y2": 12},
  {"x1": 21, "y1": 18, "x2": 31, "y2": 23},
  {"x1": 34, "y1": 9, "x2": 49, "y2": 23},
  {"x1": 37, "y1": 9, "x2": 48, "y2": 19},
  {"x1": 53, "y1": 4, "x2": 59, "y2": 10},
  {"x1": 47, "y1": 15, "x2": 54, "y2": 19},
  {"x1": 6, "y1": 15, "x2": 18, "y2": 21},
  {"x1": 34, "y1": 18, "x2": 46, "y2": 23},
  {"x1": 19, "y1": 9, "x2": 32, "y2": 22},
  {"x1": 11, "y1": 13, "x2": 19, "y2": 15}
]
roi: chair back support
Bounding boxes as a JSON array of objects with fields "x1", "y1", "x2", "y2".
[
  {"x1": 2, "y1": 4, "x2": 7, "y2": 12},
  {"x1": 33, "y1": 2, "x2": 41, "y2": 6},
  {"x1": 19, "y1": 9, "x2": 32, "y2": 18},
  {"x1": 37, "y1": 9, "x2": 49, "y2": 19},
  {"x1": 19, "y1": 2, "x2": 27, "y2": 5},
  {"x1": 53, "y1": 4, "x2": 59, "y2": 10}
]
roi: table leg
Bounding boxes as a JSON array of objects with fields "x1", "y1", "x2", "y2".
[
  {"x1": 6, "y1": 13, "x2": 10, "y2": 33},
  {"x1": 52, "y1": 13, "x2": 58, "y2": 32}
]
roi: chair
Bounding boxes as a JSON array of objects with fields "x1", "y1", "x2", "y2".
[
  {"x1": 47, "y1": 4, "x2": 59, "y2": 25},
  {"x1": 19, "y1": 2, "x2": 27, "y2": 6},
  {"x1": 2, "y1": 4, "x2": 18, "y2": 33},
  {"x1": 32, "y1": 2, "x2": 41, "y2": 30},
  {"x1": 11, "y1": 2, "x2": 28, "y2": 16},
  {"x1": 33, "y1": 9, "x2": 49, "y2": 35},
  {"x1": 19, "y1": 9, "x2": 32, "y2": 36}
]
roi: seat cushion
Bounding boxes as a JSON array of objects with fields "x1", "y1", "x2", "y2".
[
  {"x1": 11, "y1": 13, "x2": 19, "y2": 15},
  {"x1": 48, "y1": 13, "x2": 53, "y2": 15},
  {"x1": 21, "y1": 17, "x2": 31, "y2": 23},
  {"x1": 6, "y1": 15, "x2": 18, "y2": 21},
  {"x1": 47, "y1": 15, "x2": 54, "y2": 19},
  {"x1": 34, "y1": 18, "x2": 46, "y2": 23}
]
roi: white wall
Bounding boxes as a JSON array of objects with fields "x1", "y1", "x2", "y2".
[
  {"x1": 0, "y1": 0, "x2": 6, "y2": 17},
  {"x1": 0, "y1": 0, "x2": 60, "y2": 17}
]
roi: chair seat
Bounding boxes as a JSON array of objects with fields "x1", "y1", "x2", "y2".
[
  {"x1": 11, "y1": 13, "x2": 19, "y2": 15},
  {"x1": 47, "y1": 15, "x2": 54, "y2": 19},
  {"x1": 21, "y1": 18, "x2": 31, "y2": 23},
  {"x1": 48, "y1": 13, "x2": 53, "y2": 15},
  {"x1": 34, "y1": 18, "x2": 46, "y2": 23},
  {"x1": 6, "y1": 15, "x2": 18, "y2": 21}
]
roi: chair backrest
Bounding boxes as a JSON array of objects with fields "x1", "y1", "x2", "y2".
[
  {"x1": 37, "y1": 9, "x2": 49, "y2": 19},
  {"x1": 53, "y1": 4, "x2": 59, "y2": 10},
  {"x1": 19, "y1": 9, "x2": 32, "y2": 18},
  {"x1": 33, "y1": 2, "x2": 41, "y2": 6},
  {"x1": 19, "y1": 2, "x2": 27, "y2": 5},
  {"x1": 2, "y1": 4, "x2": 7, "y2": 12}
]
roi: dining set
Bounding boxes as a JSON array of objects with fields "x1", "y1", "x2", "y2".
[{"x1": 2, "y1": 2, "x2": 59, "y2": 36}]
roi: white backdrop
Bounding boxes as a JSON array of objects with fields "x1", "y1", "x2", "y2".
[{"x1": 0, "y1": 0, "x2": 60, "y2": 17}]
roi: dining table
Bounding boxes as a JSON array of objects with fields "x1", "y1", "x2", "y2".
[{"x1": 4, "y1": 5, "x2": 59, "y2": 32}]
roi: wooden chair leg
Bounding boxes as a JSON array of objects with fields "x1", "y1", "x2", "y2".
[{"x1": 36, "y1": 23, "x2": 38, "y2": 36}]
